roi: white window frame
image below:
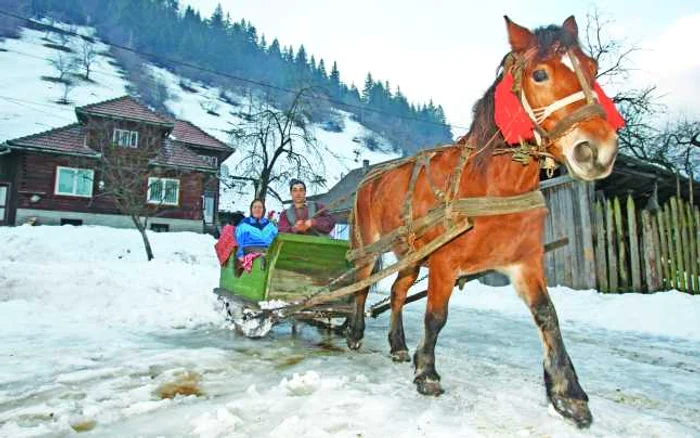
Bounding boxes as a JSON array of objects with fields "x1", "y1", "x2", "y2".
[
  {"x1": 198, "y1": 154, "x2": 217, "y2": 167},
  {"x1": 54, "y1": 166, "x2": 94, "y2": 198},
  {"x1": 147, "y1": 177, "x2": 180, "y2": 206},
  {"x1": 112, "y1": 128, "x2": 139, "y2": 148},
  {"x1": 203, "y1": 192, "x2": 215, "y2": 224}
]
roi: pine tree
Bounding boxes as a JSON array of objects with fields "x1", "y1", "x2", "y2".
[
  {"x1": 329, "y1": 61, "x2": 340, "y2": 88},
  {"x1": 362, "y1": 72, "x2": 374, "y2": 103},
  {"x1": 295, "y1": 45, "x2": 308, "y2": 69},
  {"x1": 284, "y1": 45, "x2": 294, "y2": 63},
  {"x1": 209, "y1": 3, "x2": 225, "y2": 30},
  {"x1": 317, "y1": 59, "x2": 327, "y2": 80},
  {"x1": 268, "y1": 38, "x2": 281, "y2": 58}
]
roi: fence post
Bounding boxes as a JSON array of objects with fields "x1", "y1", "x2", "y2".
[
  {"x1": 642, "y1": 210, "x2": 660, "y2": 292},
  {"x1": 671, "y1": 197, "x2": 686, "y2": 291},
  {"x1": 680, "y1": 199, "x2": 692, "y2": 292},
  {"x1": 594, "y1": 199, "x2": 608, "y2": 292},
  {"x1": 614, "y1": 197, "x2": 628, "y2": 291},
  {"x1": 606, "y1": 198, "x2": 618, "y2": 293},
  {"x1": 657, "y1": 207, "x2": 670, "y2": 290},
  {"x1": 685, "y1": 202, "x2": 697, "y2": 293},
  {"x1": 627, "y1": 195, "x2": 642, "y2": 292},
  {"x1": 665, "y1": 203, "x2": 678, "y2": 289}
]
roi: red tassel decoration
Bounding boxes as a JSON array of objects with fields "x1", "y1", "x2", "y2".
[
  {"x1": 494, "y1": 72, "x2": 535, "y2": 144},
  {"x1": 593, "y1": 82, "x2": 626, "y2": 130}
]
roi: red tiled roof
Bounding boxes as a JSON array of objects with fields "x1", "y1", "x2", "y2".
[
  {"x1": 151, "y1": 139, "x2": 216, "y2": 172},
  {"x1": 6, "y1": 124, "x2": 99, "y2": 157},
  {"x1": 76, "y1": 96, "x2": 173, "y2": 126},
  {"x1": 171, "y1": 120, "x2": 230, "y2": 151}
]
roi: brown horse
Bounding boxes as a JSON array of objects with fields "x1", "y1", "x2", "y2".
[{"x1": 347, "y1": 16, "x2": 623, "y2": 428}]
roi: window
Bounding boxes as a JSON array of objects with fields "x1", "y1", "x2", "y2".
[
  {"x1": 203, "y1": 192, "x2": 215, "y2": 224},
  {"x1": 198, "y1": 154, "x2": 217, "y2": 167},
  {"x1": 60, "y1": 218, "x2": 83, "y2": 226},
  {"x1": 55, "y1": 167, "x2": 94, "y2": 197},
  {"x1": 147, "y1": 177, "x2": 179, "y2": 206},
  {"x1": 0, "y1": 184, "x2": 7, "y2": 224},
  {"x1": 113, "y1": 129, "x2": 138, "y2": 148},
  {"x1": 150, "y1": 223, "x2": 170, "y2": 232}
]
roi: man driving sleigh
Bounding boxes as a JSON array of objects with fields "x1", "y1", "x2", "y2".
[{"x1": 278, "y1": 178, "x2": 336, "y2": 237}]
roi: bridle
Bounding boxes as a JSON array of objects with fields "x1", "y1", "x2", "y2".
[{"x1": 506, "y1": 49, "x2": 607, "y2": 148}]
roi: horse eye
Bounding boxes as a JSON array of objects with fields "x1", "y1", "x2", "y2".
[{"x1": 532, "y1": 70, "x2": 548, "y2": 82}]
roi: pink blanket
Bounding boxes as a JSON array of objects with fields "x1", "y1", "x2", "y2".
[
  {"x1": 214, "y1": 225, "x2": 237, "y2": 266},
  {"x1": 239, "y1": 252, "x2": 263, "y2": 273}
]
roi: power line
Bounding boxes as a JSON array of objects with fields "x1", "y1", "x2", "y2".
[
  {"x1": 0, "y1": 47, "x2": 127, "y2": 80},
  {"x1": 0, "y1": 95, "x2": 75, "y2": 121},
  {"x1": 0, "y1": 9, "x2": 471, "y2": 134}
]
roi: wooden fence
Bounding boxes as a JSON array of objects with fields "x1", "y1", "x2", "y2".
[{"x1": 593, "y1": 195, "x2": 699, "y2": 294}]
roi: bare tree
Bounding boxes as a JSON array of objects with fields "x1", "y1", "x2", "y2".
[
  {"x1": 582, "y1": 8, "x2": 700, "y2": 176},
  {"x1": 84, "y1": 119, "x2": 185, "y2": 260},
  {"x1": 227, "y1": 88, "x2": 327, "y2": 204},
  {"x1": 57, "y1": 79, "x2": 75, "y2": 104},
  {"x1": 76, "y1": 38, "x2": 98, "y2": 80},
  {"x1": 48, "y1": 51, "x2": 78, "y2": 82}
]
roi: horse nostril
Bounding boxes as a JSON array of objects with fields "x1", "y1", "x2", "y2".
[{"x1": 573, "y1": 142, "x2": 596, "y2": 163}]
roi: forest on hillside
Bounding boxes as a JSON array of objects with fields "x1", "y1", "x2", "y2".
[{"x1": 0, "y1": 0, "x2": 453, "y2": 154}]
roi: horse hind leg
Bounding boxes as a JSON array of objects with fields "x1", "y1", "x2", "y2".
[
  {"x1": 388, "y1": 265, "x2": 420, "y2": 362},
  {"x1": 345, "y1": 255, "x2": 377, "y2": 350},
  {"x1": 505, "y1": 261, "x2": 592, "y2": 429}
]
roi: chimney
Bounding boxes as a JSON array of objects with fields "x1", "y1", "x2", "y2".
[{"x1": 362, "y1": 159, "x2": 370, "y2": 173}]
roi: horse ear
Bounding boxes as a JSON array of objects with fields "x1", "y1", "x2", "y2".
[
  {"x1": 504, "y1": 16, "x2": 534, "y2": 52},
  {"x1": 562, "y1": 15, "x2": 578, "y2": 39}
]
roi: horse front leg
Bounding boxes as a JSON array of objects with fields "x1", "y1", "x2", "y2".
[
  {"x1": 413, "y1": 262, "x2": 455, "y2": 396},
  {"x1": 388, "y1": 265, "x2": 420, "y2": 362},
  {"x1": 345, "y1": 256, "x2": 376, "y2": 350},
  {"x1": 506, "y1": 260, "x2": 592, "y2": 429}
]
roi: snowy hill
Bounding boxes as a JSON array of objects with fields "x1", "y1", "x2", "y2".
[{"x1": 0, "y1": 23, "x2": 400, "y2": 214}]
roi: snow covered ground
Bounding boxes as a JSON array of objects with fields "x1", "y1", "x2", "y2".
[{"x1": 1, "y1": 225, "x2": 699, "y2": 437}]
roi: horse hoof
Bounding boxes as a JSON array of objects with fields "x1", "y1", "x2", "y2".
[
  {"x1": 549, "y1": 396, "x2": 593, "y2": 429},
  {"x1": 346, "y1": 337, "x2": 362, "y2": 350},
  {"x1": 391, "y1": 350, "x2": 411, "y2": 362},
  {"x1": 415, "y1": 377, "x2": 444, "y2": 396}
]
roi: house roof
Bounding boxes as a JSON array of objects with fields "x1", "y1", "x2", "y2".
[
  {"x1": 75, "y1": 96, "x2": 174, "y2": 127},
  {"x1": 151, "y1": 139, "x2": 216, "y2": 173},
  {"x1": 171, "y1": 120, "x2": 231, "y2": 152},
  {"x1": 596, "y1": 153, "x2": 700, "y2": 203},
  {"x1": 297, "y1": 159, "x2": 404, "y2": 213},
  {"x1": 5, "y1": 124, "x2": 99, "y2": 157}
]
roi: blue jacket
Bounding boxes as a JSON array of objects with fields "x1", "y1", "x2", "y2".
[{"x1": 235, "y1": 217, "x2": 278, "y2": 258}]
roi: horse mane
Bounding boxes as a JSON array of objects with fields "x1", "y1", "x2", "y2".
[
  {"x1": 458, "y1": 56, "x2": 508, "y2": 171},
  {"x1": 459, "y1": 23, "x2": 580, "y2": 171}
]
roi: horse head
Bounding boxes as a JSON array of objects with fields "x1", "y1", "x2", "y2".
[{"x1": 495, "y1": 16, "x2": 624, "y2": 181}]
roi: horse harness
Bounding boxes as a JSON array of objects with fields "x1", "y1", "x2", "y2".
[
  {"x1": 346, "y1": 48, "x2": 602, "y2": 267},
  {"x1": 266, "y1": 48, "x2": 614, "y2": 317}
]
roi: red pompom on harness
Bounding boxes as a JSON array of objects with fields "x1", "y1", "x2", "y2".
[
  {"x1": 593, "y1": 82, "x2": 625, "y2": 130},
  {"x1": 494, "y1": 72, "x2": 535, "y2": 145}
]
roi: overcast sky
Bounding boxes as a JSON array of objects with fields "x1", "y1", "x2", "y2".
[{"x1": 182, "y1": 0, "x2": 700, "y2": 136}]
